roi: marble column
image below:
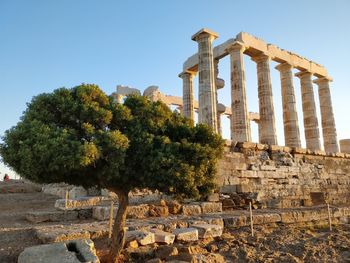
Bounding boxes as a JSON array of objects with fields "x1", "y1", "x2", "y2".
[
  {"x1": 226, "y1": 41, "x2": 251, "y2": 142},
  {"x1": 252, "y1": 54, "x2": 277, "y2": 145},
  {"x1": 275, "y1": 63, "x2": 301, "y2": 147},
  {"x1": 313, "y1": 77, "x2": 339, "y2": 153},
  {"x1": 192, "y1": 29, "x2": 218, "y2": 132},
  {"x1": 295, "y1": 71, "x2": 321, "y2": 151},
  {"x1": 179, "y1": 71, "x2": 195, "y2": 121}
]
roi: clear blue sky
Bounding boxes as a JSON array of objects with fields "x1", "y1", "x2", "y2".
[{"x1": 1, "y1": 0, "x2": 350, "y2": 178}]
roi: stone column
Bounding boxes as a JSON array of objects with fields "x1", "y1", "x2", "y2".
[
  {"x1": 340, "y1": 139, "x2": 350, "y2": 153},
  {"x1": 114, "y1": 94, "x2": 123, "y2": 104},
  {"x1": 226, "y1": 41, "x2": 251, "y2": 142},
  {"x1": 179, "y1": 71, "x2": 195, "y2": 121},
  {"x1": 192, "y1": 29, "x2": 218, "y2": 132},
  {"x1": 252, "y1": 54, "x2": 277, "y2": 145},
  {"x1": 313, "y1": 77, "x2": 339, "y2": 153},
  {"x1": 214, "y1": 59, "x2": 225, "y2": 135},
  {"x1": 275, "y1": 63, "x2": 301, "y2": 147},
  {"x1": 295, "y1": 71, "x2": 321, "y2": 151}
]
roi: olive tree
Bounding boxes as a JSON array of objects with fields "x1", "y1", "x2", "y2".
[{"x1": 0, "y1": 84, "x2": 224, "y2": 262}]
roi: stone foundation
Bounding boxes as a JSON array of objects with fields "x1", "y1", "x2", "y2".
[{"x1": 217, "y1": 142, "x2": 350, "y2": 208}]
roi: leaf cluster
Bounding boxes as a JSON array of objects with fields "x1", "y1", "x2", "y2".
[{"x1": 0, "y1": 84, "x2": 224, "y2": 199}]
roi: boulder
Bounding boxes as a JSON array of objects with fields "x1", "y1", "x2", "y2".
[{"x1": 18, "y1": 239, "x2": 99, "y2": 263}]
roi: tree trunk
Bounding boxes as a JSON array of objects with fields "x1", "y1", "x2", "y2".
[{"x1": 108, "y1": 189, "x2": 129, "y2": 263}]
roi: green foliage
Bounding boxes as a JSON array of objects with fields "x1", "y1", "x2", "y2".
[{"x1": 0, "y1": 84, "x2": 224, "y2": 199}]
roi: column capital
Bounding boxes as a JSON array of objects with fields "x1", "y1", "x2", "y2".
[
  {"x1": 251, "y1": 53, "x2": 270, "y2": 63},
  {"x1": 191, "y1": 28, "x2": 219, "y2": 42},
  {"x1": 275, "y1": 62, "x2": 293, "y2": 72},
  {"x1": 313, "y1": 76, "x2": 333, "y2": 85},
  {"x1": 295, "y1": 70, "x2": 313, "y2": 79},
  {"x1": 178, "y1": 70, "x2": 196, "y2": 79},
  {"x1": 226, "y1": 41, "x2": 246, "y2": 53},
  {"x1": 217, "y1": 103, "x2": 226, "y2": 113}
]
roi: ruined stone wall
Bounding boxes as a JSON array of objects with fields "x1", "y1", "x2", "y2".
[{"x1": 217, "y1": 141, "x2": 350, "y2": 208}]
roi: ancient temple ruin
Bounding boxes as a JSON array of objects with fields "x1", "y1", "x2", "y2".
[{"x1": 179, "y1": 28, "x2": 339, "y2": 153}]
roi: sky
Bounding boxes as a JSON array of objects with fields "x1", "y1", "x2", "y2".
[{"x1": 1, "y1": 0, "x2": 350, "y2": 178}]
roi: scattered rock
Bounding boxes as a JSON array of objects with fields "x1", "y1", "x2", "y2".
[
  {"x1": 126, "y1": 230, "x2": 155, "y2": 246},
  {"x1": 156, "y1": 245, "x2": 178, "y2": 259},
  {"x1": 192, "y1": 223, "x2": 223, "y2": 238},
  {"x1": 150, "y1": 229, "x2": 176, "y2": 244}
]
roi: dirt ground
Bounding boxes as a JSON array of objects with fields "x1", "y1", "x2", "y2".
[
  {"x1": 1, "y1": 180, "x2": 350, "y2": 263},
  {"x1": 0, "y1": 180, "x2": 58, "y2": 263}
]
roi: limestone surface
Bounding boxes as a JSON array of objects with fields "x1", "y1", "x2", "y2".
[{"x1": 18, "y1": 239, "x2": 99, "y2": 263}]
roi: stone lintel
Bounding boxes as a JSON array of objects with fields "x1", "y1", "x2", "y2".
[
  {"x1": 275, "y1": 62, "x2": 293, "y2": 72},
  {"x1": 191, "y1": 28, "x2": 219, "y2": 41}
]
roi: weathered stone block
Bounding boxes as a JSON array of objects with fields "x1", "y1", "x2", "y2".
[
  {"x1": 127, "y1": 204, "x2": 150, "y2": 219},
  {"x1": 55, "y1": 196, "x2": 104, "y2": 210},
  {"x1": 18, "y1": 239, "x2": 99, "y2": 263},
  {"x1": 207, "y1": 193, "x2": 220, "y2": 202},
  {"x1": 182, "y1": 204, "x2": 201, "y2": 216},
  {"x1": 126, "y1": 230, "x2": 155, "y2": 246},
  {"x1": 192, "y1": 223, "x2": 223, "y2": 238},
  {"x1": 150, "y1": 229, "x2": 175, "y2": 244},
  {"x1": 172, "y1": 228, "x2": 198, "y2": 242},
  {"x1": 200, "y1": 202, "x2": 222, "y2": 214}
]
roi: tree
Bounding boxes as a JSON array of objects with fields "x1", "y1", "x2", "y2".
[{"x1": 0, "y1": 84, "x2": 224, "y2": 262}]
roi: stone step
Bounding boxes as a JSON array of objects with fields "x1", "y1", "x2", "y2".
[
  {"x1": 93, "y1": 204, "x2": 150, "y2": 220},
  {"x1": 26, "y1": 210, "x2": 79, "y2": 223},
  {"x1": 55, "y1": 196, "x2": 107, "y2": 210}
]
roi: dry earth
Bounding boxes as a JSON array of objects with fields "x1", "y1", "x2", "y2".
[{"x1": 1, "y1": 180, "x2": 350, "y2": 263}]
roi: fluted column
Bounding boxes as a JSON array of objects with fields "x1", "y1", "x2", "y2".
[
  {"x1": 192, "y1": 29, "x2": 218, "y2": 132},
  {"x1": 226, "y1": 41, "x2": 251, "y2": 142},
  {"x1": 252, "y1": 54, "x2": 277, "y2": 145},
  {"x1": 179, "y1": 71, "x2": 195, "y2": 121},
  {"x1": 313, "y1": 77, "x2": 339, "y2": 153},
  {"x1": 275, "y1": 63, "x2": 301, "y2": 147},
  {"x1": 295, "y1": 71, "x2": 321, "y2": 151}
]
